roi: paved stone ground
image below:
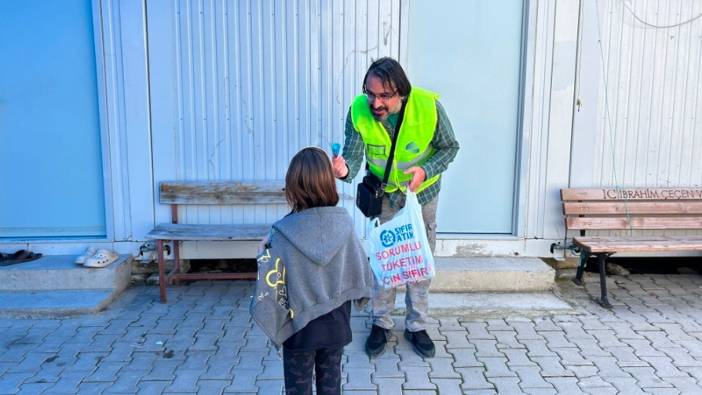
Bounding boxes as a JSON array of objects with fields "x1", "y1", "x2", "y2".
[{"x1": 3, "y1": 273, "x2": 702, "y2": 394}]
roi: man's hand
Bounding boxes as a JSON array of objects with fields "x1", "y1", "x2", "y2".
[
  {"x1": 332, "y1": 155, "x2": 349, "y2": 179},
  {"x1": 404, "y1": 166, "x2": 426, "y2": 192}
]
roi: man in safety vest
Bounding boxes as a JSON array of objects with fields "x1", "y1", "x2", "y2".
[{"x1": 332, "y1": 57, "x2": 460, "y2": 358}]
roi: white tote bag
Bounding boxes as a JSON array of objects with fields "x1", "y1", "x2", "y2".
[{"x1": 367, "y1": 191, "x2": 435, "y2": 289}]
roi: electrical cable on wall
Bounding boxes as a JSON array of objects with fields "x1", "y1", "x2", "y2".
[
  {"x1": 593, "y1": 0, "x2": 646, "y2": 235},
  {"x1": 621, "y1": 0, "x2": 702, "y2": 29}
]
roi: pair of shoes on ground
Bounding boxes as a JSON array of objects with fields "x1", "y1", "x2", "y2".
[
  {"x1": 0, "y1": 250, "x2": 42, "y2": 266},
  {"x1": 75, "y1": 247, "x2": 119, "y2": 268},
  {"x1": 365, "y1": 324, "x2": 435, "y2": 358}
]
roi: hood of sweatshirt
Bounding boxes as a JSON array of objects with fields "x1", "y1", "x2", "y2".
[{"x1": 272, "y1": 206, "x2": 354, "y2": 266}]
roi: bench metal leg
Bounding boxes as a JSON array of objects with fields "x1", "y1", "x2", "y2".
[
  {"x1": 573, "y1": 251, "x2": 589, "y2": 286},
  {"x1": 597, "y1": 253, "x2": 612, "y2": 309},
  {"x1": 173, "y1": 240, "x2": 181, "y2": 285},
  {"x1": 157, "y1": 240, "x2": 167, "y2": 303}
]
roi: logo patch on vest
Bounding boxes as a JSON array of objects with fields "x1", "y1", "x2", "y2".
[
  {"x1": 367, "y1": 144, "x2": 386, "y2": 156},
  {"x1": 405, "y1": 141, "x2": 420, "y2": 154}
]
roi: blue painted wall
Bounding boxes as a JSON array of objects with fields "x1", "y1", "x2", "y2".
[{"x1": 0, "y1": 1, "x2": 106, "y2": 238}]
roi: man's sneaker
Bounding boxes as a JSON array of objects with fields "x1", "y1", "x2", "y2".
[
  {"x1": 404, "y1": 329, "x2": 435, "y2": 358},
  {"x1": 365, "y1": 325, "x2": 388, "y2": 357}
]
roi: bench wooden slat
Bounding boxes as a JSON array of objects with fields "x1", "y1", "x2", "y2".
[
  {"x1": 564, "y1": 201, "x2": 702, "y2": 215},
  {"x1": 573, "y1": 236, "x2": 702, "y2": 253},
  {"x1": 562, "y1": 188, "x2": 702, "y2": 201},
  {"x1": 146, "y1": 223, "x2": 270, "y2": 241},
  {"x1": 160, "y1": 181, "x2": 286, "y2": 204},
  {"x1": 566, "y1": 216, "x2": 702, "y2": 230}
]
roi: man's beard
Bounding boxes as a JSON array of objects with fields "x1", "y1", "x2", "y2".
[{"x1": 371, "y1": 105, "x2": 388, "y2": 120}]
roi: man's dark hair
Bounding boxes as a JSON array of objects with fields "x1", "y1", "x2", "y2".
[{"x1": 362, "y1": 57, "x2": 412, "y2": 97}]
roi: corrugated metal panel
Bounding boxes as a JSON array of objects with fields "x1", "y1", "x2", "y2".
[
  {"x1": 148, "y1": 0, "x2": 401, "y2": 230},
  {"x1": 572, "y1": 0, "x2": 702, "y2": 238},
  {"x1": 592, "y1": 0, "x2": 702, "y2": 188}
]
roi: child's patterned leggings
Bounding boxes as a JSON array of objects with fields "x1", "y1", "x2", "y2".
[{"x1": 283, "y1": 346, "x2": 343, "y2": 395}]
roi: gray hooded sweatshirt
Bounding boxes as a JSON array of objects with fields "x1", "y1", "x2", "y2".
[{"x1": 250, "y1": 206, "x2": 373, "y2": 348}]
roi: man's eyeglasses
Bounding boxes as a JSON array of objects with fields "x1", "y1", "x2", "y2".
[{"x1": 364, "y1": 89, "x2": 397, "y2": 102}]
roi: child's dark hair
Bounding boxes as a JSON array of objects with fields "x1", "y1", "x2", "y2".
[{"x1": 285, "y1": 147, "x2": 339, "y2": 212}]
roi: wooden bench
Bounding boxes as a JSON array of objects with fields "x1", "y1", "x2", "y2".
[
  {"x1": 146, "y1": 181, "x2": 286, "y2": 303},
  {"x1": 561, "y1": 187, "x2": 702, "y2": 308}
]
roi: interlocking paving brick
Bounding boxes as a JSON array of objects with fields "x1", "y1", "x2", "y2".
[
  {"x1": 165, "y1": 369, "x2": 203, "y2": 393},
  {"x1": 256, "y1": 359, "x2": 283, "y2": 381},
  {"x1": 639, "y1": 355, "x2": 689, "y2": 378},
  {"x1": 136, "y1": 380, "x2": 170, "y2": 394},
  {"x1": 344, "y1": 367, "x2": 376, "y2": 391},
  {"x1": 622, "y1": 338, "x2": 667, "y2": 358},
  {"x1": 18, "y1": 382, "x2": 53, "y2": 394},
  {"x1": 530, "y1": 356, "x2": 574, "y2": 378},
  {"x1": 84, "y1": 361, "x2": 128, "y2": 382},
  {"x1": 448, "y1": 348, "x2": 482, "y2": 368},
  {"x1": 571, "y1": 338, "x2": 612, "y2": 357},
  {"x1": 402, "y1": 366, "x2": 435, "y2": 390},
  {"x1": 255, "y1": 379, "x2": 284, "y2": 395},
  {"x1": 472, "y1": 339, "x2": 504, "y2": 358},
  {"x1": 480, "y1": 357, "x2": 516, "y2": 378},
  {"x1": 508, "y1": 319, "x2": 543, "y2": 341},
  {"x1": 577, "y1": 375, "x2": 616, "y2": 389},
  {"x1": 438, "y1": 317, "x2": 464, "y2": 331},
  {"x1": 345, "y1": 351, "x2": 371, "y2": 368},
  {"x1": 198, "y1": 378, "x2": 230, "y2": 394},
  {"x1": 200, "y1": 358, "x2": 238, "y2": 382},
  {"x1": 522, "y1": 388, "x2": 558, "y2": 395},
  {"x1": 606, "y1": 322, "x2": 645, "y2": 340},
  {"x1": 371, "y1": 355, "x2": 403, "y2": 378},
  {"x1": 524, "y1": 339, "x2": 557, "y2": 358},
  {"x1": 71, "y1": 352, "x2": 107, "y2": 373},
  {"x1": 464, "y1": 322, "x2": 495, "y2": 340},
  {"x1": 513, "y1": 365, "x2": 553, "y2": 389},
  {"x1": 441, "y1": 330, "x2": 473, "y2": 349},
  {"x1": 492, "y1": 330, "x2": 523, "y2": 350},
  {"x1": 104, "y1": 372, "x2": 143, "y2": 393},
  {"x1": 622, "y1": 366, "x2": 673, "y2": 388},
  {"x1": 640, "y1": 330, "x2": 677, "y2": 350},
  {"x1": 8, "y1": 352, "x2": 53, "y2": 373},
  {"x1": 76, "y1": 381, "x2": 112, "y2": 394},
  {"x1": 456, "y1": 367, "x2": 494, "y2": 390},
  {"x1": 224, "y1": 368, "x2": 259, "y2": 393},
  {"x1": 539, "y1": 330, "x2": 572, "y2": 349},
  {"x1": 427, "y1": 357, "x2": 460, "y2": 379},
  {"x1": 25, "y1": 367, "x2": 61, "y2": 385},
  {"x1": 600, "y1": 377, "x2": 647, "y2": 394},
  {"x1": 488, "y1": 376, "x2": 522, "y2": 394},
  {"x1": 394, "y1": 343, "x2": 429, "y2": 367},
  {"x1": 372, "y1": 377, "x2": 404, "y2": 394},
  {"x1": 0, "y1": 372, "x2": 32, "y2": 394},
  {"x1": 544, "y1": 377, "x2": 583, "y2": 394},
  {"x1": 502, "y1": 348, "x2": 537, "y2": 367},
  {"x1": 431, "y1": 378, "x2": 463, "y2": 395},
  {"x1": 659, "y1": 346, "x2": 702, "y2": 367},
  {"x1": 552, "y1": 347, "x2": 593, "y2": 366}
]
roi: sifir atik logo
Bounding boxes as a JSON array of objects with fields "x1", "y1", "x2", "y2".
[
  {"x1": 380, "y1": 230, "x2": 396, "y2": 247},
  {"x1": 379, "y1": 224, "x2": 415, "y2": 248}
]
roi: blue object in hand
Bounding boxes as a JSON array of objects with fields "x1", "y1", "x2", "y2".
[{"x1": 331, "y1": 143, "x2": 341, "y2": 157}]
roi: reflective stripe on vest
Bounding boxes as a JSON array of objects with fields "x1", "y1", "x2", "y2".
[{"x1": 351, "y1": 86, "x2": 441, "y2": 194}]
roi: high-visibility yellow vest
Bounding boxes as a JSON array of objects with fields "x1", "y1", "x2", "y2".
[{"x1": 351, "y1": 87, "x2": 441, "y2": 194}]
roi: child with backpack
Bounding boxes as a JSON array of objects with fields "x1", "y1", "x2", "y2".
[{"x1": 251, "y1": 146, "x2": 373, "y2": 395}]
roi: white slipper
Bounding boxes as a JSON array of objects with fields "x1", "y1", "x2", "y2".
[
  {"x1": 75, "y1": 247, "x2": 97, "y2": 265},
  {"x1": 84, "y1": 249, "x2": 119, "y2": 268}
]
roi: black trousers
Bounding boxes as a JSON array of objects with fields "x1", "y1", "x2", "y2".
[{"x1": 283, "y1": 346, "x2": 343, "y2": 395}]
